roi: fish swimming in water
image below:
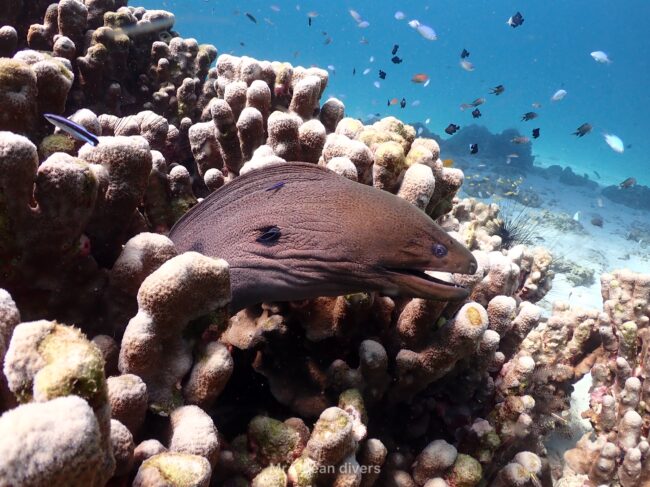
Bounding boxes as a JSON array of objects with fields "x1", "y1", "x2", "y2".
[
  {"x1": 469, "y1": 143, "x2": 479, "y2": 154},
  {"x1": 590, "y1": 51, "x2": 612, "y2": 64},
  {"x1": 411, "y1": 73, "x2": 429, "y2": 83},
  {"x1": 471, "y1": 108, "x2": 482, "y2": 119},
  {"x1": 573, "y1": 123, "x2": 592, "y2": 137},
  {"x1": 460, "y1": 98, "x2": 485, "y2": 111},
  {"x1": 619, "y1": 177, "x2": 636, "y2": 189},
  {"x1": 507, "y1": 11, "x2": 524, "y2": 28},
  {"x1": 391, "y1": 56, "x2": 403, "y2": 64},
  {"x1": 460, "y1": 60, "x2": 475, "y2": 72},
  {"x1": 511, "y1": 136, "x2": 530, "y2": 144},
  {"x1": 532, "y1": 128, "x2": 540, "y2": 139},
  {"x1": 445, "y1": 123, "x2": 460, "y2": 135},
  {"x1": 521, "y1": 112, "x2": 538, "y2": 121},
  {"x1": 392, "y1": 44, "x2": 399, "y2": 55},
  {"x1": 460, "y1": 49, "x2": 470, "y2": 59},
  {"x1": 169, "y1": 162, "x2": 477, "y2": 313},
  {"x1": 44, "y1": 113, "x2": 99, "y2": 146},
  {"x1": 400, "y1": 98, "x2": 406, "y2": 108},
  {"x1": 551, "y1": 89, "x2": 567, "y2": 101},
  {"x1": 245, "y1": 12, "x2": 257, "y2": 23},
  {"x1": 603, "y1": 133, "x2": 624, "y2": 153},
  {"x1": 489, "y1": 85, "x2": 505, "y2": 95},
  {"x1": 379, "y1": 70, "x2": 387, "y2": 79}
]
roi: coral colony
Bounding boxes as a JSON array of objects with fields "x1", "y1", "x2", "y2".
[{"x1": 0, "y1": 2, "x2": 649, "y2": 487}]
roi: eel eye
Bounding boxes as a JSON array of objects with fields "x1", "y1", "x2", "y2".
[
  {"x1": 256, "y1": 225, "x2": 281, "y2": 244},
  {"x1": 432, "y1": 243, "x2": 448, "y2": 258}
]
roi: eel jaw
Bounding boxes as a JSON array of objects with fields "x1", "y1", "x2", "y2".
[{"x1": 383, "y1": 267, "x2": 470, "y2": 300}]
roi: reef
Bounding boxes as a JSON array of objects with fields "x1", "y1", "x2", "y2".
[
  {"x1": 1, "y1": 2, "x2": 650, "y2": 487},
  {"x1": 603, "y1": 183, "x2": 650, "y2": 212}
]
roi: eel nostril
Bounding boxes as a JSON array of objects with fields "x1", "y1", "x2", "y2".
[{"x1": 468, "y1": 260, "x2": 477, "y2": 275}]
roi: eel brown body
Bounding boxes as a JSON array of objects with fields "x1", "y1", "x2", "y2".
[{"x1": 169, "y1": 162, "x2": 477, "y2": 313}]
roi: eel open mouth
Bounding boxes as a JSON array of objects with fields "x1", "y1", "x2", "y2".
[{"x1": 384, "y1": 267, "x2": 470, "y2": 300}]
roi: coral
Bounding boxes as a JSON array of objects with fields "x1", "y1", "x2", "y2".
[
  {"x1": 0, "y1": 396, "x2": 109, "y2": 487},
  {"x1": 107, "y1": 373, "x2": 148, "y2": 436},
  {"x1": 118, "y1": 252, "x2": 230, "y2": 412},
  {"x1": 133, "y1": 452, "x2": 212, "y2": 487}
]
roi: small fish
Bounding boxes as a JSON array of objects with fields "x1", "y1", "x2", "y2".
[
  {"x1": 489, "y1": 85, "x2": 505, "y2": 95},
  {"x1": 590, "y1": 51, "x2": 612, "y2": 64},
  {"x1": 573, "y1": 211, "x2": 581, "y2": 222},
  {"x1": 471, "y1": 108, "x2": 482, "y2": 119},
  {"x1": 460, "y1": 60, "x2": 475, "y2": 71},
  {"x1": 591, "y1": 215, "x2": 604, "y2": 227},
  {"x1": 270, "y1": 5, "x2": 280, "y2": 12},
  {"x1": 445, "y1": 123, "x2": 460, "y2": 135},
  {"x1": 505, "y1": 153, "x2": 519, "y2": 164},
  {"x1": 308, "y1": 17, "x2": 312, "y2": 26},
  {"x1": 511, "y1": 136, "x2": 530, "y2": 144},
  {"x1": 416, "y1": 23, "x2": 437, "y2": 40},
  {"x1": 619, "y1": 177, "x2": 635, "y2": 189},
  {"x1": 352, "y1": 68, "x2": 356, "y2": 75},
  {"x1": 507, "y1": 11, "x2": 524, "y2": 28},
  {"x1": 245, "y1": 12, "x2": 257, "y2": 23},
  {"x1": 349, "y1": 9, "x2": 363, "y2": 23},
  {"x1": 604, "y1": 133, "x2": 624, "y2": 153},
  {"x1": 597, "y1": 197, "x2": 604, "y2": 207},
  {"x1": 266, "y1": 181, "x2": 286, "y2": 191},
  {"x1": 44, "y1": 113, "x2": 99, "y2": 146},
  {"x1": 400, "y1": 98, "x2": 406, "y2": 109},
  {"x1": 521, "y1": 112, "x2": 538, "y2": 121},
  {"x1": 307, "y1": 11, "x2": 318, "y2": 18},
  {"x1": 359, "y1": 37, "x2": 369, "y2": 45},
  {"x1": 460, "y1": 49, "x2": 470, "y2": 59},
  {"x1": 379, "y1": 70, "x2": 386, "y2": 79},
  {"x1": 460, "y1": 98, "x2": 485, "y2": 110},
  {"x1": 442, "y1": 159, "x2": 454, "y2": 167},
  {"x1": 593, "y1": 171, "x2": 601, "y2": 179},
  {"x1": 327, "y1": 64, "x2": 336, "y2": 74},
  {"x1": 573, "y1": 123, "x2": 592, "y2": 137},
  {"x1": 532, "y1": 128, "x2": 540, "y2": 139},
  {"x1": 373, "y1": 81, "x2": 381, "y2": 88},
  {"x1": 469, "y1": 143, "x2": 479, "y2": 154},
  {"x1": 411, "y1": 100, "x2": 421, "y2": 107},
  {"x1": 394, "y1": 11, "x2": 405, "y2": 20},
  {"x1": 369, "y1": 56, "x2": 375, "y2": 62},
  {"x1": 362, "y1": 68, "x2": 371, "y2": 75},
  {"x1": 392, "y1": 44, "x2": 399, "y2": 55},
  {"x1": 388, "y1": 97, "x2": 399, "y2": 106},
  {"x1": 324, "y1": 36, "x2": 332, "y2": 45},
  {"x1": 411, "y1": 73, "x2": 429, "y2": 83},
  {"x1": 425, "y1": 118, "x2": 430, "y2": 124},
  {"x1": 532, "y1": 102, "x2": 542, "y2": 109},
  {"x1": 551, "y1": 89, "x2": 567, "y2": 101},
  {"x1": 408, "y1": 19, "x2": 419, "y2": 28},
  {"x1": 358, "y1": 20, "x2": 370, "y2": 28},
  {"x1": 391, "y1": 56, "x2": 403, "y2": 64},
  {"x1": 423, "y1": 79, "x2": 430, "y2": 87}
]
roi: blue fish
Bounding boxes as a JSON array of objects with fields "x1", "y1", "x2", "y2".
[{"x1": 43, "y1": 113, "x2": 100, "y2": 146}]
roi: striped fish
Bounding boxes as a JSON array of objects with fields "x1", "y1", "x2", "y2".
[{"x1": 44, "y1": 113, "x2": 99, "y2": 146}]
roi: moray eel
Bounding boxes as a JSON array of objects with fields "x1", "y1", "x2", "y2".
[{"x1": 169, "y1": 161, "x2": 477, "y2": 313}]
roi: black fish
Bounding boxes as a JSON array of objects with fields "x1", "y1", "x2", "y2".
[
  {"x1": 308, "y1": 17, "x2": 312, "y2": 26},
  {"x1": 489, "y1": 85, "x2": 505, "y2": 95},
  {"x1": 507, "y1": 11, "x2": 524, "y2": 28},
  {"x1": 461, "y1": 49, "x2": 470, "y2": 59},
  {"x1": 391, "y1": 56, "x2": 403, "y2": 64},
  {"x1": 521, "y1": 112, "x2": 537, "y2": 121},
  {"x1": 573, "y1": 123, "x2": 592, "y2": 137},
  {"x1": 400, "y1": 98, "x2": 406, "y2": 109},
  {"x1": 619, "y1": 177, "x2": 636, "y2": 189},
  {"x1": 379, "y1": 70, "x2": 386, "y2": 80},
  {"x1": 593, "y1": 170, "x2": 601, "y2": 179},
  {"x1": 240, "y1": 42, "x2": 245, "y2": 46},
  {"x1": 445, "y1": 123, "x2": 460, "y2": 135},
  {"x1": 324, "y1": 37, "x2": 332, "y2": 45},
  {"x1": 245, "y1": 12, "x2": 257, "y2": 23},
  {"x1": 352, "y1": 68, "x2": 356, "y2": 75},
  {"x1": 392, "y1": 44, "x2": 399, "y2": 55},
  {"x1": 469, "y1": 143, "x2": 479, "y2": 154},
  {"x1": 471, "y1": 108, "x2": 482, "y2": 119},
  {"x1": 532, "y1": 128, "x2": 540, "y2": 139}
]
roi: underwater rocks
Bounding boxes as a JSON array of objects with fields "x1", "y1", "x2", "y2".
[{"x1": 603, "y1": 182, "x2": 650, "y2": 211}]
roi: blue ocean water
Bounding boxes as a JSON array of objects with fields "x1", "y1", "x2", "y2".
[{"x1": 140, "y1": 0, "x2": 650, "y2": 187}]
